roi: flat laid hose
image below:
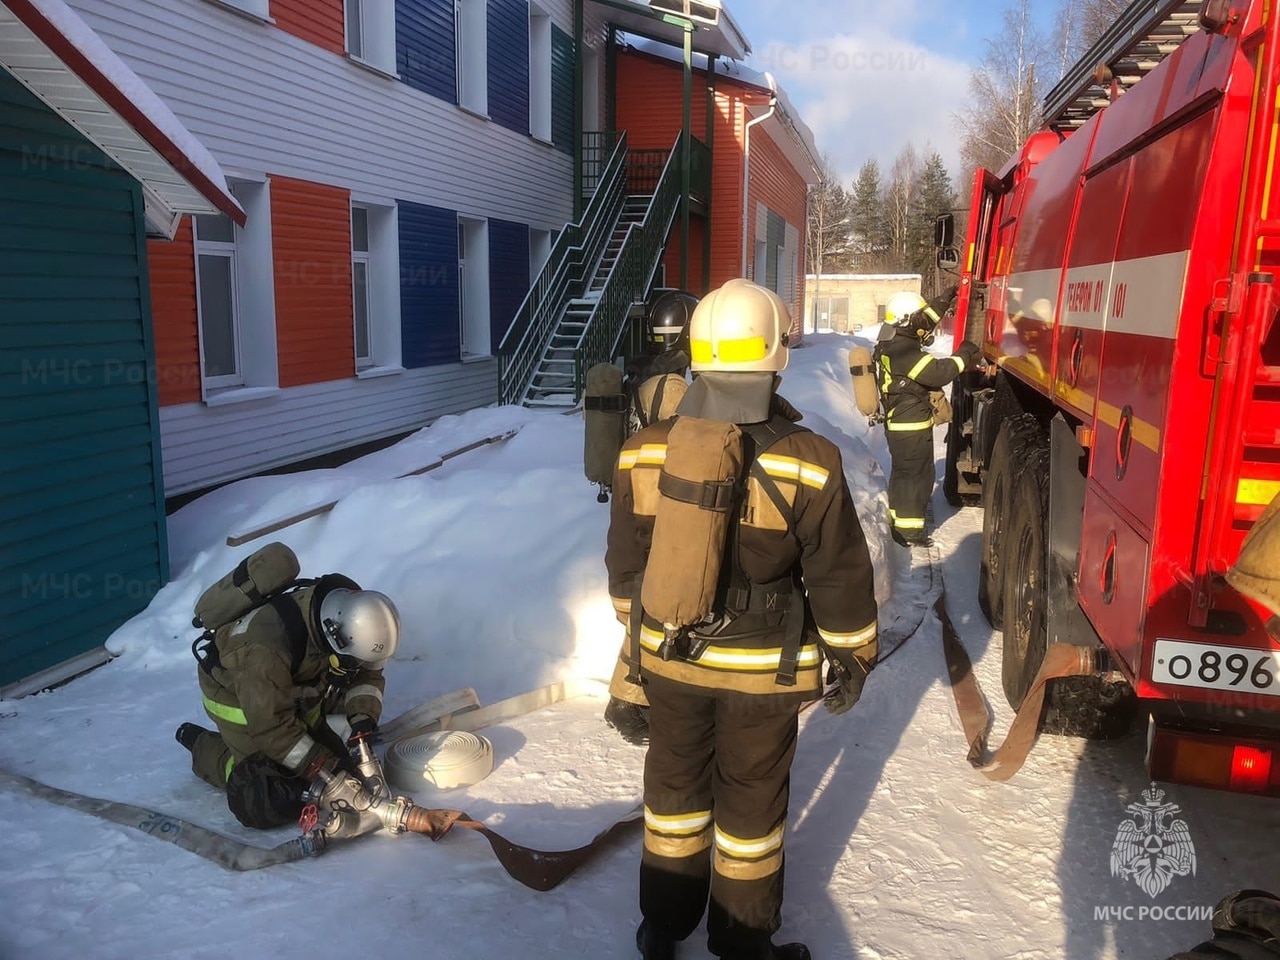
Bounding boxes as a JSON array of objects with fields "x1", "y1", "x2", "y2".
[{"x1": 0, "y1": 768, "x2": 325, "y2": 870}]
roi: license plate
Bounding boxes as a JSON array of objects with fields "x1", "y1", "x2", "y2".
[{"x1": 1152, "y1": 638, "x2": 1280, "y2": 697}]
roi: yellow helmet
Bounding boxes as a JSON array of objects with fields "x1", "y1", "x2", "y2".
[
  {"x1": 688, "y1": 279, "x2": 790, "y2": 374},
  {"x1": 884, "y1": 291, "x2": 928, "y2": 327}
]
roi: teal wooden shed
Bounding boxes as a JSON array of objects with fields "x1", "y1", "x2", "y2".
[{"x1": 0, "y1": 0, "x2": 243, "y2": 694}]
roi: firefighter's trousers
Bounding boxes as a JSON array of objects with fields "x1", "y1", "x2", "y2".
[
  {"x1": 640, "y1": 673, "x2": 800, "y2": 954},
  {"x1": 886, "y1": 426, "x2": 934, "y2": 539}
]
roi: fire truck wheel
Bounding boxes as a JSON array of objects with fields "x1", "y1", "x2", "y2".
[
  {"x1": 943, "y1": 415, "x2": 963, "y2": 507},
  {"x1": 1041, "y1": 676, "x2": 1139, "y2": 740},
  {"x1": 1001, "y1": 437, "x2": 1050, "y2": 709},
  {"x1": 980, "y1": 414, "x2": 1041, "y2": 629}
]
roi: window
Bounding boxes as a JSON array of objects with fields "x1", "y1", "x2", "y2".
[
  {"x1": 352, "y1": 206, "x2": 372, "y2": 369},
  {"x1": 193, "y1": 179, "x2": 279, "y2": 401},
  {"x1": 345, "y1": 0, "x2": 396, "y2": 73},
  {"x1": 530, "y1": 228, "x2": 553, "y2": 277},
  {"x1": 195, "y1": 213, "x2": 240, "y2": 386},
  {"x1": 529, "y1": 6, "x2": 552, "y2": 141},
  {"x1": 458, "y1": 216, "x2": 491, "y2": 358},
  {"x1": 350, "y1": 201, "x2": 402, "y2": 375},
  {"x1": 207, "y1": 0, "x2": 269, "y2": 19},
  {"x1": 455, "y1": 0, "x2": 488, "y2": 115}
]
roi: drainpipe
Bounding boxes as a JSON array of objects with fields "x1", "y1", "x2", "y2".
[{"x1": 740, "y1": 92, "x2": 778, "y2": 276}]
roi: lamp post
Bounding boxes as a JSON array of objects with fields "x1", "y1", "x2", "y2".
[{"x1": 647, "y1": 0, "x2": 720, "y2": 293}]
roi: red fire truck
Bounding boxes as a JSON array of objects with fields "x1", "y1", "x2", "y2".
[{"x1": 942, "y1": 0, "x2": 1280, "y2": 795}]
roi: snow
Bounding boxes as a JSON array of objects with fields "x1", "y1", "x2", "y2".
[
  {"x1": 3, "y1": 335, "x2": 1279, "y2": 959},
  {"x1": 14, "y1": 0, "x2": 243, "y2": 217}
]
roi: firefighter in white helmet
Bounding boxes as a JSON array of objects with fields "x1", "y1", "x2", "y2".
[
  {"x1": 874, "y1": 287, "x2": 978, "y2": 546},
  {"x1": 606, "y1": 278, "x2": 879, "y2": 960},
  {"x1": 177, "y1": 577, "x2": 399, "y2": 830}
]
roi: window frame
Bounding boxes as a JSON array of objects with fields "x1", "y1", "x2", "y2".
[
  {"x1": 345, "y1": 0, "x2": 396, "y2": 74},
  {"x1": 351, "y1": 205, "x2": 374, "y2": 370},
  {"x1": 193, "y1": 214, "x2": 244, "y2": 390},
  {"x1": 457, "y1": 215, "x2": 491, "y2": 360},
  {"x1": 455, "y1": 0, "x2": 489, "y2": 117},
  {"x1": 528, "y1": 4, "x2": 552, "y2": 142}
]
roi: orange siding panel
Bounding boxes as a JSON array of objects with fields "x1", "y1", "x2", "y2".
[
  {"x1": 271, "y1": 175, "x2": 355, "y2": 388},
  {"x1": 147, "y1": 217, "x2": 201, "y2": 406},
  {"x1": 747, "y1": 126, "x2": 809, "y2": 327},
  {"x1": 271, "y1": 0, "x2": 345, "y2": 56}
]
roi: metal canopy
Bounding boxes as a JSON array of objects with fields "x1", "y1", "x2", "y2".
[
  {"x1": 586, "y1": 0, "x2": 750, "y2": 60},
  {"x1": 1042, "y1": 0, "x2": 1205, "y2": 128}
]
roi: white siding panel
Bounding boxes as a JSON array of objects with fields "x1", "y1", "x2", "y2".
[
  {"x1": 158, "y1": 362, "x2": 497, "y2": 494},
  {"x1": 66, "y1": 0, "x2": 602, "y2": 231}
]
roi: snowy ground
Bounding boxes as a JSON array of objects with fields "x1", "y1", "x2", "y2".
[{"x1": 2, "y1": 334, "x2": 1279, "y2": 960}]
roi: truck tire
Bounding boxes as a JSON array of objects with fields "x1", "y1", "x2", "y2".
[
  {"x1": 943, "y1": 412, "x2": 963, "y2": 507},
  {"x1": 978, "y1": 414, "x2": 1040, "y2": 628},
  {"x1": 1001, "y1": 432, "x2": 1050, "y2": 708}
]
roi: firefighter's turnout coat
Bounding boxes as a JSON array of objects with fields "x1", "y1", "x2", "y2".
[
  {"x1": 196, "y1": 583, "x2": 385, "y2": 785},
  {"x1": 605, "y1": 403, "x2": 879, "y2": 699}
]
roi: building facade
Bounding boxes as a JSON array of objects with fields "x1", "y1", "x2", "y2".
[
  {"x1": 802, "y1": 273, "x2": 923, "y2": 335},
  {"x1": 66, "y1": 0, "x2": 610, "y2": 496}
]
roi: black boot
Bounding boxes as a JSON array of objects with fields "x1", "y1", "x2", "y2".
[
  {"x1": 605, "y1": 697, "x2": 650, "y2": 745},
  {"x1": 175, "y1": 722, "x2": 210, "y2": 753},
  {"x1": 636, "y1": 921, "x2": 676, "y2": 960},
  {"x1": 710, "y1": 933, "x2": 811, "y2": 960}
]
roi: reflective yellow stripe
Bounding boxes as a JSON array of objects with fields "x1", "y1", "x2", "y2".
[
  {"x1": 203, "y1": 694, "x2": 247, "y2": 726},
  {"x1": 690, "y1": 336, "x2": 768, "y2": 365},
  {"x1": 715, "y1": 823, "x2": 784, "y2": 858},
  {"x1": 907, "y1": 355, "x2": 933, "y2": 379},
  {"x1": 949, "y1": 355, "x2": 965, "y2": 373},
  {"x1": 344, "y1": 684, "x2": 382, "y2": 706},
  {"x1": 1238, "y1": 479, "x2": 1280, "y2": 507},
  {"x1": 887, "y1": 419, "x2": 933, "y2": 431},
  {"x1": 644, "y1": 807, "x2": 713, "y2": 836},
  {"x1": 639, "y1": 626, "x2": 820, "y2": 671},
  {"x1": 618, "y1": 444, "x2": 668, "y2": 470},
  {"x1": 612, "y1": 596, "x2": 632, "y2": 615},
  {"x1": 893, "y1": 515, "x2": 926, "y2": 530},
  {"x1": 224, "y1": 755, "x2": 236, "y2": 781},
  {"x1": 818, "y1": 621, "x2": 877, "y2": 649},
  {"x1": 757, "y1": 454, "x2": 829, "y2": 490}
]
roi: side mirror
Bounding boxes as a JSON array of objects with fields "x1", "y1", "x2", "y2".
[
  {"x1": 937, "y1": 246, "x2": 960, "y2": 271},
  {"x1": 934, "y1": 213, "x2": 955, "y2": 249}
]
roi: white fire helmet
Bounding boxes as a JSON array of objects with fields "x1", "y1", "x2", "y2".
[
  {"x1": 688, "y1": 278, "x2": 791, "y2": 374},
  {"x1": 318, "y1": 589, "x2": 400, "y2": 669},
  {"x1": 884, "y1": 291, "x2": 928, "y2": 328}
]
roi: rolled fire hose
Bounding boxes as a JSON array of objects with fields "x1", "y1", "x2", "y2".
[{"x1": 385, "y1": 731, "x2": 494, "y2": 791}]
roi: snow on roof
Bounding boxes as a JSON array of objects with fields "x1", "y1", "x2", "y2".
[
  {"x1": 622, "y1": 35, "x2": 820, "y2": 179},
  {"x1": 0, "y1": 0, "x2": 244, "y2": 230}
]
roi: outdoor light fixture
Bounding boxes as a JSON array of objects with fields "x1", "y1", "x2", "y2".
[{"x1": 646, "y1": 0, "x2": 721, "y2": 26}]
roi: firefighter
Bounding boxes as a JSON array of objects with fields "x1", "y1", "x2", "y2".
[
  {"x1": 603, "y1": 289, "x2": 701, "y2": 746},
  {"x1": 175, "y1": 580, "x2": 400, "y2": 830},
  {"x1": 606, "y1": 278, "x2": 879, "y2": 960},
  {"x1": 875, "y1": 288, "x2": 979, "y2": 547}
]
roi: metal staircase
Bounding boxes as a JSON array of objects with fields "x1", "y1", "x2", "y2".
[
  {"x1": 1042, "y1": 0, "x2": 1206, "y2": 128},
  {"x1": 498, "y1": 131, "x2": 693, "y2": 408}
]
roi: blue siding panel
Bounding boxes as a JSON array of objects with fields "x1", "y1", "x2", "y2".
[
  {"x1": 551, "y1": 26, "x2": 574, "y2": 156},
  {"x1": 0, "y1": 68, "x2": 166, "y2": 688},
  {"x1": 487, "y1": 0, "x2": 529, "y2": 135},
  {"x1": 397, "y1": 0, "x2": 456, "y2": 103},
  {"x1": 488, "y1": 218, "x2": 530, "y2": 347},
  {"x1": 398, "y1": 200, "x2": 460, "y2": 367}
]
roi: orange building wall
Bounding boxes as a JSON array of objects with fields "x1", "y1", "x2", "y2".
[
  {"x1": 271, "y1": 176, "x2": 355, "y2": 388},
  {"x1": 147, "y1": 218, "x2": 201, "y2": 407},
  {"x1": 271, "y1": 0, "x2": 345, "y2": 55}
]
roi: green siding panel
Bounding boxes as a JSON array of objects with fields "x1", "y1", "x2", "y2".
[
  {"x1": 551, "y1": 27, "x2": 575, "y2": 157},
  {"x1": 0, "y1": 68, "x2": 168, "y2": 689}
]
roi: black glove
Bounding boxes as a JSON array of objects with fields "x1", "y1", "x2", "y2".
[
  {"x1": 823, "y1": 657, "x2": 872, "y2": 716},
  {"x1": 347, "y1": 715, "x2": 377, "y2": 745}
]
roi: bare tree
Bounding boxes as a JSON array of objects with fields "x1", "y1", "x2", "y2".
[
  {"x1": 954, "y1": 0, "x2": 1048, "y2": 174},
  {"x1": 884, "y1": 144, "x2": 922, "y2": 272},
  {"x1": 806, "y1": 155, "x2": 856, "y2": 281},
  {"x1": 1048, "y1": 0, "x2": 1129, "y2": 82}
]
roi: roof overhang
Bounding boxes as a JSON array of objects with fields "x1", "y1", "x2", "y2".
[
  {"x1": 746, "y1": 90, "x2": 821, "y2": 186},
  {"x1": 0, "y1": 0, "x2": 245, "y2": 237},
  {"x1": 588, "y1": 0, "x2": 750, "y2": 60}
]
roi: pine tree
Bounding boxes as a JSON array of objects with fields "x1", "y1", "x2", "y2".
[
  {"x1": 910, "y1": 152, "x2": 959, "y2": 296},
  {"x1": 848, "y1": 159, "x2": 887, "y2": 272}
]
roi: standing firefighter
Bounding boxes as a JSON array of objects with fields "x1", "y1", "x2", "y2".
[
  {"x1": 175, "y1": 544, "x2": 400, "y2": 830},
  {"x1": 606, "y1": 279, "x2": 879, "y2": 960},
  {"x1": 874, "y1": 288, "x2": 978, "y2": 547},
  {"x1": 600, "y1": 290, "x2": 700, "y2": 746}
]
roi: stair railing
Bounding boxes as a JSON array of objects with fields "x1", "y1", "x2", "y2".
[
  {"x1": 498, "y1": 132, "x2": 629, "y2": 405},
  {"x1": 573, "y1": 134, "x2": 688, "y2": 398}
]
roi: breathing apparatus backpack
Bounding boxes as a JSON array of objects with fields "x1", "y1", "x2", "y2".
[
  {"x1": 583, "y1": 362, "x2": 629, "y2": 503},
  {"x1": 190, "y1": 542, "x2": 358, "y2": 674},
  {"x1": 632, "y1": 415, "x2": 807, "y2": 682}
]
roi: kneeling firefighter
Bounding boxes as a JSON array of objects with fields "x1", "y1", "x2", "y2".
[
  {"x1": 176, "y1": 542, "x2": 400, "y2": 830},
  {"x1": 591, "y1": 290, "x2": 700, "y2": 746},
  {"x1": 874, "y1": 288, "x2": 978, "y2": 547},
  {"x1": 606, "y1": 278, "x2": 880, "y2": 960}
]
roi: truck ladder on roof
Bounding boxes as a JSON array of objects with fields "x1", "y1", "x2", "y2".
[{"x1": 1042, "y1": 0, "x2": 1206, "y2": 128}]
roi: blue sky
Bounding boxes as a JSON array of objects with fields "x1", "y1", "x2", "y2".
[{"x1": 722, "y1": 0, "x2": 1061, "y2": 186}]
